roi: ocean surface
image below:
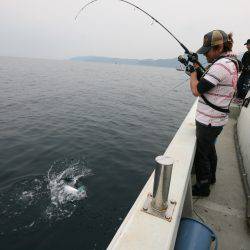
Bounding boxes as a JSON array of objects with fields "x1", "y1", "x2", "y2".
[{"x1": 0, "y1": 57, "x2": 194, "y2": 250}]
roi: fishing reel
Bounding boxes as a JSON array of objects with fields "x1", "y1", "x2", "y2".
[
  {"x1": 178, "y1": 52, "x2": 198, "y2": 65},
  {"x1": 187, "y1": 52, "x2": 198, "y2": 63},
  {"x1": 178, "y1": 53, "x2": 205, "y2": 78},
  {"x1": 178, "y1": 55, "x2": 189, "y2": 66},
  {"x1": 178, "y1": 55, "x2": 195, "y2": 75}
]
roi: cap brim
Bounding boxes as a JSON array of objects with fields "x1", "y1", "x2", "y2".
[{"x1": 196, "y1": 46, "x2": 211, "y2": 54}]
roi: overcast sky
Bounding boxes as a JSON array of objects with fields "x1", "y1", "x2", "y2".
[{"x1": 0, "y1": 0, "x2": 249, "y2": 60}]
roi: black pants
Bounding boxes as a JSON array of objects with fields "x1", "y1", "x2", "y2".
[{"x1": 194, "y1": 121, "x2": 223, "y2": 185}]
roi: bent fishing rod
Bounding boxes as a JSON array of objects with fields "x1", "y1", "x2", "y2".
[
  {"x1": 75, "y1": 0, "x2": 205, "y2": 70},
  {"x1": 75, "y1": 0, "x2": 98, "y2": 20}
]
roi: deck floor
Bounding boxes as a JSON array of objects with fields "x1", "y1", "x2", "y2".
[{"x1": 192, "y1": 118, "x2": 250, "y2": 250}]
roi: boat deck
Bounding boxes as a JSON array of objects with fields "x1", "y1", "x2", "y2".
[{"x1": 193, "y1": 117, "x2": 250, "y2": 250}]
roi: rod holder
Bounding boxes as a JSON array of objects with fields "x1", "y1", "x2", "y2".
[
  {"x1": 151, "y1": 155, "x2": 173, "y2": 211},
  {"x1": 142, "y1": 155, "x2": 176, "y2": 221}
]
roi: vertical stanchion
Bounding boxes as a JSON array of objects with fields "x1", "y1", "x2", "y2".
[{"x1": 151, "y1": 155, "x2": 174, "y2": 211}]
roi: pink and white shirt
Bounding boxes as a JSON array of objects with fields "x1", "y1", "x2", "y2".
[{"x1": 196, "y1": 53, "x2": 238, "y2": 126}]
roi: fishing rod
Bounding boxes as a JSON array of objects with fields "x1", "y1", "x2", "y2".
[
  {"x1": 75, "y1": 0, "x2": 205, "y2": 71},
  {"x1": 120, "y1": 1, "x2": 189, "y2": 54},
  {"x1": 75, "y1": 0, "x2": 98, "y2": 20}
]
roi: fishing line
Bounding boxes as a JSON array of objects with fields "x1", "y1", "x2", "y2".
[{"x1": 170, "y1": 78, "x2": 189, "y2": 92}]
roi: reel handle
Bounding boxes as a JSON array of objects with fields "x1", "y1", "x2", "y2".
[{"x1": 178, "y1": 55, "x2": 188, "y2": 66}]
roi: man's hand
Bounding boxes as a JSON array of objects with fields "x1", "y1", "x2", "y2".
[{"x1": 193, "y1": 62, "x2": 200, "y2": 69}]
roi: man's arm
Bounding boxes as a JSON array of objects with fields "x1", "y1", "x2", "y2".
[
  {"x1": 189, "y1": 71, "x2": 200, "y2": 97},
  {"x1": 189, "y1": 70, "x2": 216, "y2": 97}
]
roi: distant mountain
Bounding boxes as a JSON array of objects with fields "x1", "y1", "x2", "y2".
[
  {"x1": 70, "y1": 53, "x2": 244, "y2": 69},
  {"x1": 70, "y1": 56, "x2": 180, "y2": 68}
]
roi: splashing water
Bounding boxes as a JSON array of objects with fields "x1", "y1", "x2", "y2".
[
  {"x1": 45, "y1": 158, "x2": 92, "y2": 219},
  {"x1": 47, "y1": 159, "x2": 91, "y2": 206},
  {"x1": 0, "y1": 158, "x2": 92, "y2": 235}
]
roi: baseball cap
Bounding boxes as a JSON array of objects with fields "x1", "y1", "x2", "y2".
[
  {"x1": 244, "y1": 39, "x2": 250, "y2": 45},
  {"x1": 197, "y1": 30, "x2": 228, "y2": 54}
]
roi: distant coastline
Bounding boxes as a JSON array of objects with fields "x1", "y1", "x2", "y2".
[
  {"x1": 70, "y1": 56, "x2": 180, "y2": 68},
  {"x1": 70, "y1": 53, "x2": 243, "y2": 69}
]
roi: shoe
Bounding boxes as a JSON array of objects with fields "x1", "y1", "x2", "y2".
[{"x1": 192, "y1": 184, "x2": 210, "y2": 197}]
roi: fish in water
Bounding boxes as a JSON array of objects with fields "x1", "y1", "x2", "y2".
[{"x1": 61, "y1": 172, "x2": 86, "y2": 196}]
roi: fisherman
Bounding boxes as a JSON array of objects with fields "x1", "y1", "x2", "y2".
[
  {"x1": 186, "y1": 30, "x2": 239, "y2": 196},
  {"x1": 237, "y1": 39, "x2": 250, "y2": 100}
]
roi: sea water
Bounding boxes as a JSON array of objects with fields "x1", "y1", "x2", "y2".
[{"x1": 0, "y1": 57, "x2": 195, "y2": 250}]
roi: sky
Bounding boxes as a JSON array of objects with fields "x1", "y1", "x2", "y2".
[{"x1": 0, "y1": 0, "x2": 249, "y2": 60}]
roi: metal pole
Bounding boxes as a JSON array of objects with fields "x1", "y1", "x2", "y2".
[{"x1": 151, "y1": 155, "x2": 173, "y2": 211}]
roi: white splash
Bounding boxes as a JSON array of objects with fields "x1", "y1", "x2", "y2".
[
  {"x1": 47, "y1": 164, "x2": 89, "y2": 206},
  {"x1": 44, "y1": 160, "x2": 91, "y2": 219}
]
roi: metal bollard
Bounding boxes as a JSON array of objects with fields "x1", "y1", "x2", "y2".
[{"x1": 151, "y1": 155, "x2": 173, "y2": 211}]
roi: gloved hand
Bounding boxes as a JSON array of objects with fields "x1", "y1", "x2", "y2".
[{"x1": 185, "y1": 64, "x2": 195, "y2": 76}]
